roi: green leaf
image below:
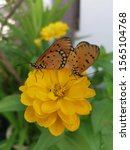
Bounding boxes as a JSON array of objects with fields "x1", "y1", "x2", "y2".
[
  {"x1": 57, "y1": 131, "x2": 92, "y2": 150},
  {"x1": 47, "y1": 0, "x2": 62, "y2": 21},
  {"x1": 91, "y1": 99, "x2": 113, "y2": 133},
  {"x1": 53, "y1": 0, "x2": 74, "y2": 21},
  {"x1": 0, "y1": 94, "x2": 25, "y2": 112},
  {"x1": 3, "y1": 130, "x2": 17, "y2": 150},
  {"x1": 33, "y1": 129, "x2": 63, "y2": 150},
  {"x1": 18, "y1": 126, "x2": 28, "y2": 149},
  {"x1": 57, "y1": 121, "x2": 100, "y2": 150},
  {"x1": 104, "y1": 75, "x2": 113, "y2": 97},
  {"x1": 79, "y1": 122, "x2": 100, "y2": 150},
  {"x1": 101, "y1": 124, "x2": 113, "y2": 150}
]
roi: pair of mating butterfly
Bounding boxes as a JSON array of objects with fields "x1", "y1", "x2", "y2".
[{"x1": 30, "y1": 37, "x2": 100, "y2": 77}]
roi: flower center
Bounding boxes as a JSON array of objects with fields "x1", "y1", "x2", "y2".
[{"x1": 53, "y1": 84, "x2": 66, "y2": 98}]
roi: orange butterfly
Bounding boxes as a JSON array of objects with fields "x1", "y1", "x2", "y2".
[
  {"x1": 65, "y1": 41, "x2": 100, "y2": 77},
  {"x1": 30, "y1": 37, "x2": 73, "y2": 70}
]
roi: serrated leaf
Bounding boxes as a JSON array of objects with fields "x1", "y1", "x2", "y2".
[{"x1": 0, "y1": 94, "x2": 25, "y2": 112}]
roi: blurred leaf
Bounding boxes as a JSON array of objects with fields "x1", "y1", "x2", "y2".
[
  {"x1": 0, "y1": 94, "x2": 25, "y2": 112},
  {"x1": 79, "y1": 122, "x2": 100, "y2": 150},
  {"x1": 18, "y1": 126, "x2": 28, "y2": 149},
  {"x1": 91, "y1": 71, "x2": 104, "y2": 85},
  {"x1": 2, "y1": 130, "x2": 17, "y2": 150},
  {"x1": 57, "y1": 131, "x2": 92, "y2": 150},
  {"x1": 52, "y1": 0, "x2": 74, "y2": 21},
  {"x1": 101, "y1": 125, "x2": 113, "y2": 150},
  {"x1": 48, "y1": 145, "x2": 60, "y2": 150},
  {"x1": 33, "y1": 129, "x2": 63, "y2": 150},
  {"x1": 3, "y1": 112, "x2": 17, "y2": 127},
  {"x1": 104, "y1": 75, "x2": 113, "y2": 97},
  {"x1": 57, "y1": 120, "x2": 100, "y2": 150},
  {"x1": 47, "y1": 0, "x2": 62, "y2": 20},
  {"x1": 91, "y1": 99, "x2": 112, "y2": 133}
]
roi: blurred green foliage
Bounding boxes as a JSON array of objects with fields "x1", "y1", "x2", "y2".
[{"x1": 0, "y1": 0, "x2": 112, "y2": 150}]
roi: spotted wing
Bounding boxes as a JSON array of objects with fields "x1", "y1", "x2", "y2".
[
  {"x1": 35, "y1": 37, "x2": 73, "y2": 69},
  {"x1": 65, "y1": 51, "x2": 79, "y2": 71},
  {"x1": 75, "y1": 42, "x2": 99, "y2": 73},
  {"x1": 41, "y1": 51, "x2": 68, "y2": 69},
  {"x1": 65, "y1": 41, "x2": 99, "y2": 75}
]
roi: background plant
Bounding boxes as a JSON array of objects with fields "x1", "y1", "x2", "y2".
[{"x1": 0, "y1": 0, "x2": 112, "y2": 150}]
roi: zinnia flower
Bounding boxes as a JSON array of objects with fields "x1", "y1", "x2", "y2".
[
  {"x1": 40, "y1": 21, "x2": 69, "y2": 41},
  {"x1": 19, "y1": 69, "x2": 95, "y2": 136}
]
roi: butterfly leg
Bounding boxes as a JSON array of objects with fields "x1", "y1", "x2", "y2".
[
  {"x1": 34, "y1": 70, "x2": 38, "y2": 82},
  {"x1": 39, "y1": 69, "x2": 44, "y2": 79}
]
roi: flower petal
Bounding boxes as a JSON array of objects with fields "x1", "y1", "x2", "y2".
[
  {"x1": 26, "y1": 86, "x2": 49, "y2": 101},
  {"x1": 58, "y1": 99, "x2": 75, "y2": 115},
  {"x1": 63, "y1": 115, "x2": 80, "y2": 131},
  {"x1": 58, "y1": 110, "x2": 78, "y2": 124},
  {"x1": 73, "y1": 100, "x2": 92, "y2": 115},
  {"x1": 21, "y1": 93, "x2": 33, "y2": 106},
  {"x1": 33, "y1": 100, "x2": 43, "y2": 115},
  {"x1": 49, "y1": 117, "x2": 64, "y2": 136},
  {"x1": 24, "y1": 106, "x2": 36, "y2": 122},
  {"x1": 67, "y1": 81, "x2": 95, "y2": 99},
  {"x1": 41, "y1": 101, "x2": 59, "y2": 113},
  {"x1": 37, "y1": 112, "x2": 57, "y2": 127},
  {"x1": 58, "y1": 69, "x2": 71, "y2": 86},
  {"x1": 19, "y1": 85, "x2": 27, "y2": 92}
]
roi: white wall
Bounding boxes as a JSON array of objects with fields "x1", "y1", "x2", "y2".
[{"x1": 75, "y1": 0, "x2": 113, "y2": 51}]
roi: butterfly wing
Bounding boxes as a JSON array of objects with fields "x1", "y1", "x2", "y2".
[
  {"x1": 65, "y1": 51, "x2": 79, "y2": 71},
  {"x1": 36, "y1": 37, "x2": 73, "y2": 69},
  {"x1": 65, "y1": 41, "x2": 99, "y2": 76},
  {"x1": 75, "y1": 42, "x2": 100, "y2": 73}
]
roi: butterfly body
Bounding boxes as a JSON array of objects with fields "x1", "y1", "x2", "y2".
[{"x1": 31, "y1": 37, "x2": 99, "y2": 77}]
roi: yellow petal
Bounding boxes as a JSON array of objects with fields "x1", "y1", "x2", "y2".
[
  {"x1": 48, "y1": 91, "x2": 58, "y2": 100},
  {"x1": 63, "y1": 115, "x2": 80, "y2": 131},
  {"x1": 33, "y1": 100, "x2": 43, "y2": 115},
  {"x1": 49, "y1": 70, "x2": 59, "y2": 85},
  {"x1": 21, "y1": 93, "x2": 33, "y2": 106},
  {"x1": 24, "y1": 106, "x2": 36, "y2": 122},
  {"x1": 49, "y1": 117, "x2": 64, "y2": 136},
  {"x1": 58, "y1": 69, "x2": 71, "y2": 86},
  {"x1": 19, "y1": 85, "x2": 27, "y2": 92},
  {"x1": 37, "y1": 112, "x2": 57, "y2": 127},
  {"x1": 58, "y1": 110, "x2": 78, "y2": 124},
  {"x1": 73, "y1": 100, "x2": 92, "y2": 115},
  {"x1": 26, "y1": 86, "x2": 49, "y2": 101},
  {"x1": 67, "y1": 82, "x2": 95, "y2": 99},
  {"x1": 41, "y1": 100, "x2": 59, "y2": 113},
  {"x1": 58, "y1": 100, "x2": 75, "y2": 115}
]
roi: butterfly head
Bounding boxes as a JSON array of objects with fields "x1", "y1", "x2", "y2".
[{"x1": 30, "y1": 63, "x2": 46, "y2": 70}]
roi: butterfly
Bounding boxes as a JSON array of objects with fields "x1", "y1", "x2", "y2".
[
  {"x1": 65, "y1": 41, "x2": 100, "y2": 77},
  {"x1": 30, "y1": 37, "x2": 73, "y2": 70}
]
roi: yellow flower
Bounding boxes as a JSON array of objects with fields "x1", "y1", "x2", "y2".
[
  {"x1": 34, "y1": 38, "x2": 42, "y2": 46},
  {"x1": 40, "y1": 21, "x2": 69, "y2": 41},
  {"x1": 19, "y1": 69, "x2": 95, "y2": 136}
]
